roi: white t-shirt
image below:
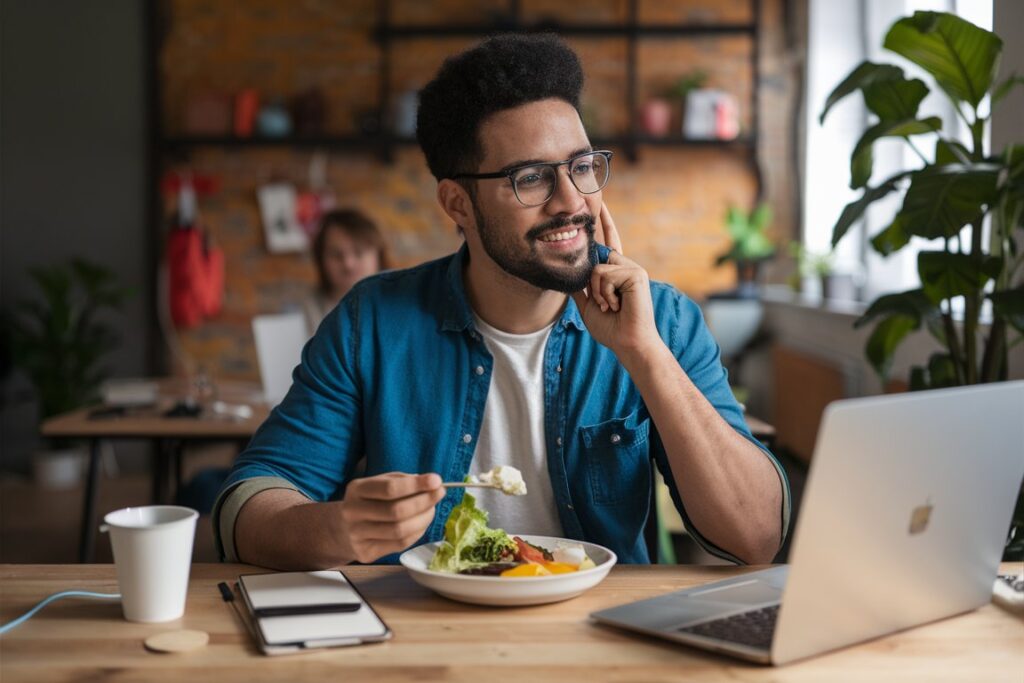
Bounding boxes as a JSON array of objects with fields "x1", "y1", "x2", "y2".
[{"x1": 469, "y1": 314, "x2": 563, "y2": 537}]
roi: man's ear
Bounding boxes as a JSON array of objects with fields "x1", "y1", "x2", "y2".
[{"x1": 437, "y1": 179, "x2": 475, "y2": 233}]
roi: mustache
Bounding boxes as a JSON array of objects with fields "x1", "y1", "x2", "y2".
[{"x1": 525, "y1": 214, "x2": 595, "y2": 241}]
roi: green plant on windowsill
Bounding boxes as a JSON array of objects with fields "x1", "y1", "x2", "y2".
[
  {"x1": 820, "y1": 10, "x2": 1024, "y2": 560},
  {"x1": 787, "y1": 242, "x2": 835, "y2": 292},
  {"x1": 8, "y1": 259, "x2": 132, "y2": 426},
  {"x1": 715, "y1": 202, "x2": 775, "y2": 296}
]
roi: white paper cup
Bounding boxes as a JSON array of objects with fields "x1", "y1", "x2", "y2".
[{"x1": 101, "y1": 506, "x2": 198, "y2": 623}]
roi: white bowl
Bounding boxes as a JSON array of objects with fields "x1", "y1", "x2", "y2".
[{"x1": 399, "y1": 534, "x2": 617, "y2": 607}]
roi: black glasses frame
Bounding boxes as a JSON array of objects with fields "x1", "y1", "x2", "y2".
[{"x1": 450, "y1": 150, "x2": 613, "y2": 207}]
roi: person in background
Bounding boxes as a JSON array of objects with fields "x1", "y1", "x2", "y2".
[{"x1": 305, "y1": 208, "x2": 392, "y2": 331}]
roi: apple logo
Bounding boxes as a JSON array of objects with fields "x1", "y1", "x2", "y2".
[{"x1": 909, "y1": 499, "x2": 933, "y2": 535}]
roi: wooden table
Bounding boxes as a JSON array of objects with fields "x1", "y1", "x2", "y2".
[
  {"x1": 1, "y1": 563, "x2": 1020, "y2": 682},
  {"x1": 40, "y1": 380, "x2": 269, "y2": 563}
]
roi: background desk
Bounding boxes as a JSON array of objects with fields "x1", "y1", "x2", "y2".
[
  {"x1": 1, "y1": 563, "x2": 1020, "y2": 682},
  {"x1": 40, "y1": 381, "x2": 269, "y2": 563}
]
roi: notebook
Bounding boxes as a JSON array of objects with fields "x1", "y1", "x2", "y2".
[{"x1": 238, "y1": 570, "x2": 391, "y2": 655}]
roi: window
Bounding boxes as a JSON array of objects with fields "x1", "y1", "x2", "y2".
[{"x1": 803, "y1": 0, "x2": 993, "y2": 303}]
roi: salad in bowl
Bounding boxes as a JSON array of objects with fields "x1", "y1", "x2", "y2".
[{"x1": 400, "y1": 493, "x2": 616, "y2": 606}]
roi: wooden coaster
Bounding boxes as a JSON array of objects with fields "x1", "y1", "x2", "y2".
[{"x1": 144, "y1": 629, "x2": 209, "y2": 653}]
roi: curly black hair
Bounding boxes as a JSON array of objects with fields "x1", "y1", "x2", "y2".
[{"x1": 416, "y1": 33, "x2": 584, "y2": 182}]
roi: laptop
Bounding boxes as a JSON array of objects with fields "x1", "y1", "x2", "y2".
[
  {"x1": 591, "y1": 381, "x2": 1024, "y2": 665},
  {"x1": 252, "y1": 312, "x2": 309, "y2": 406}
]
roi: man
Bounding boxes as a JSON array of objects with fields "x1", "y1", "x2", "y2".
[{"x1": 214, "y1": 34, "x2": 789, "y2": 569}]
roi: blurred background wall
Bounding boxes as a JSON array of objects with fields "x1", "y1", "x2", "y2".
[{"x1": 1, "y1": 0, "x2": 149, "y2": 470}]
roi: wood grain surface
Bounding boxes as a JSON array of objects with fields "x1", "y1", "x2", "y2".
[{"x1": 1, "y1": 563, "x2": 1021, "y2": 682}]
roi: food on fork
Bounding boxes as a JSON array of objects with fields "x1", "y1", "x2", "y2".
[{"x1": 467, "y1": 465, "x2": 528, "y2": 496}]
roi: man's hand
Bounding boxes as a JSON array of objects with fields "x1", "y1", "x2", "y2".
[
  {"x1": 595, "y1": 202, "x2": 623, "y2": 253},
  {"x1": 571, "y1": 249, "x2": 662, "y2": 362},
  {"x1": 335, "y1": 472, "x2": 445, "y2": 563}
]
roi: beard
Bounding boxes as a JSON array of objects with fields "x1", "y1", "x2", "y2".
[{"x1": 473, "y1": 208, "x2": 598, "y2": 293}]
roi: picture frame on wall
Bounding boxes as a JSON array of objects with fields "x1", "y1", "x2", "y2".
[{"x1": 257, "y1": 183, "x2": 308, "y2": 253}]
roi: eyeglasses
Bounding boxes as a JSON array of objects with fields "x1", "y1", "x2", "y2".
[{"x1": 451, "y1": 150, "x2": 613, "y2": 208}]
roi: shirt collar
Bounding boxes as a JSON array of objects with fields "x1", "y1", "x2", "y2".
[{"x1": 440, "y1": 241, "x2": 603, "y2": 334}]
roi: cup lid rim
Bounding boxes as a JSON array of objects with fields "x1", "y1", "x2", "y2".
[{"x1": 103, "y1": 505, "x2": 199, "y2": 528}]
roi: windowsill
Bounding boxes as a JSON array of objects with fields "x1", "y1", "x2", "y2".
[{"x1": 759, "y1": 284, "x2": 866, "y2": 319}]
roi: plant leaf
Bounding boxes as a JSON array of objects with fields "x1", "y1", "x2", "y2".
[
  {"x1": 935, "y1": 138, "x2": 970, "y2": 165},
  {"x1": 991, "y1": 72, "x2": 1024, "y2": 105},
  {"x1": 831, "y1": 171, "x2": 912, "y2": 247},
  {"x1": 883, "y1": 11, "x2": 1003, "y2": 108},
  {"x1": 870, "y1": 216, "x2": 911, "y2": 256},
  {"x1": 989, "y1": 286, "x2": 1024, "y2": 333},
  {"x1": 863, "y1": 76, "x2": 930, "y2": 121},
  {"x1": 926, "y1": 352, "x2": 958, "y2": 388},
  {"x1": 820, "y1": 62, "x2": 905, "y2": 124},
  {"x1": 850, "y1": 116, "x2": 942, "y2": 188},
  {"x1": 898, "y1": 163, "x2": 1000, "y2": 239},
  {"x1": 855, "y1": 289, "x2": 934, "y2": 329},
  {"x1": 909, "y1": 365, "x2": 929, "y2": 390},
  {"x1": 918, "y1": 251, "x2": 1003, "y2": 304},
  {"x1": 866, "y1": 315, "x2": 918, "y2": 380}
]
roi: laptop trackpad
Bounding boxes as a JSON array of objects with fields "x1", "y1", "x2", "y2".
[{"x1": 691, "y1": 579, "x2": 782, "y2": 605}]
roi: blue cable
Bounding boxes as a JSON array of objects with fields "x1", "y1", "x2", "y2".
[{"x1": 0, "y1": 590, "x2": 121, "y2": 635}]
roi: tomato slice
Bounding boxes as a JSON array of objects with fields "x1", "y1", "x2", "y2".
[{"x1": 513, "y1": 536, "x2": 548, "y2": 564}]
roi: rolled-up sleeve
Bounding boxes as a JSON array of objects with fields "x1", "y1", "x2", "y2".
[
  {"x1": 651, "y1": 288, "x2": 791, "y2": 565},
  {"x1": 212, "y1": 294, "x2": 366, "y2": 560}
]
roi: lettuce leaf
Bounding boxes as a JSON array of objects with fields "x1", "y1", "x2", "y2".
[{"x1": 428, "y1": 493, "x2": 515, "y2": 573}]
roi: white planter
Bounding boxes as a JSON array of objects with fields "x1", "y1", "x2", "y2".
[{"x1": 32, "y1": 447, "x2": 87, "y2": 489}]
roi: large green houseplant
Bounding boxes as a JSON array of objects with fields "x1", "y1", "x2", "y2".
[
  {"x1": 822, "y1": 11, "x2": 1023, "y2": 387},
  {"x1": 821, "y1": 11, "x2": 1024, "y2": 558},
  {"x1": 9, "y1": 259, "x2": 130, "y2": 423}
]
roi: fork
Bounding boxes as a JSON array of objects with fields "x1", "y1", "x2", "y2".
[{"x1": 440, "y1": 481, "x2": 501, "y2": 490}]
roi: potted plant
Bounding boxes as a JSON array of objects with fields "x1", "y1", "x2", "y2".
[
  {"x1": 639, "y1": 71, "x2": 708, "y2": 138},
  {"x1": 8, "y1": 259, "x2": 131, "y2": 487},
  {"x1": 787, "y1": 242, "x2": 856, "y2": 300},
  {"x1": 820, "y1": 11, "x2": 1024, "y2": 558},
  {"x1": 715, "y1": 202, "x2": 775, "y2": 297}
]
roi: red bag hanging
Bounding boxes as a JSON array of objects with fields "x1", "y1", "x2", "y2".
[
  {"x1": 199, "y1": 232, "x2": 224, "y2": 318},
  {"x1": 169, "y1": 227, "x2": 224, "y2": 329},
  {"x1": 165, "y1": 172, "x2": 224, "y2": 329}
]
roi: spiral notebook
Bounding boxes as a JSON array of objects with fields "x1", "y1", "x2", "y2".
[{"x1": 237, "y1": 570, "x2": 392, "y2": 655}]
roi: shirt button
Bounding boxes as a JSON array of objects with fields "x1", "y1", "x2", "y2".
[
  {"x1": 475, "y1": 366, "x2": 484, "y2": 375},
  {"x1": 556, "y1": 437, "x2": 562, "y2": 446},
  {"x1": 462, "y1": 434, "x2": 472, "y2": 444},
  {"x1": 610, "y1": 433, "x2": 622, "y2": 444},
  {"x1": 567, "y1": 504, "x2": 574, "y2": 510},
  {"x1": 556, "y1": 365, "x2": 562, "y2": 373}
]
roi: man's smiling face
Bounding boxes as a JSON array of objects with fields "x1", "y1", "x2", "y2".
[{"x1": 464, "y1": 98, "x2": 602, "y2": 293}]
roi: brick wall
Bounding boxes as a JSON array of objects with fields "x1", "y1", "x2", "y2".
[{"x1": 159, "y1": 0, "x2": 798, "y2": 380}]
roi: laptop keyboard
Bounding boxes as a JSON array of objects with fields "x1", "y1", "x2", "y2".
[{"x1": 677, "y1": 604, "x2": 779, "y2": 650}]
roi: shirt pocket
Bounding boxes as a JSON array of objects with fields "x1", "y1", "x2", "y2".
[{"x1": 579, "y1": 409, "x2": 651, "y2": 505}]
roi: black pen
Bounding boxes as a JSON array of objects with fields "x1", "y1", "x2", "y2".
[
  {"x1": 219, "y1": 581, "x2": 258, "y2": 639},
  {"x1": 252, "y1": 603, "x2": 362, "y2": 618}
]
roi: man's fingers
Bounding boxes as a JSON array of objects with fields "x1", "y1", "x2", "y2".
[
  {"x1": 349, "y1": 487, "x2": 445, "y2": 523},
  {"x1": 589, "y1": 272, "x2": 609, "y2": 312},
  {"x1": 601, "y1": 278, "x2": 620, "y2": 312},
  {"x1": 599, "y1": 203, "x2": 624, "y2": 254},
  {"x1": 357, "y1": 505, "x2": 437, "y2": 543},
  {"x1": 353, "y1": 472, "x2": 441, "y2": 501}
]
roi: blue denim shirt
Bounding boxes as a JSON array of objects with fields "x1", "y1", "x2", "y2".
[{"x1": 217, "y1": 244, "x2": 790, "y2": 564}]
